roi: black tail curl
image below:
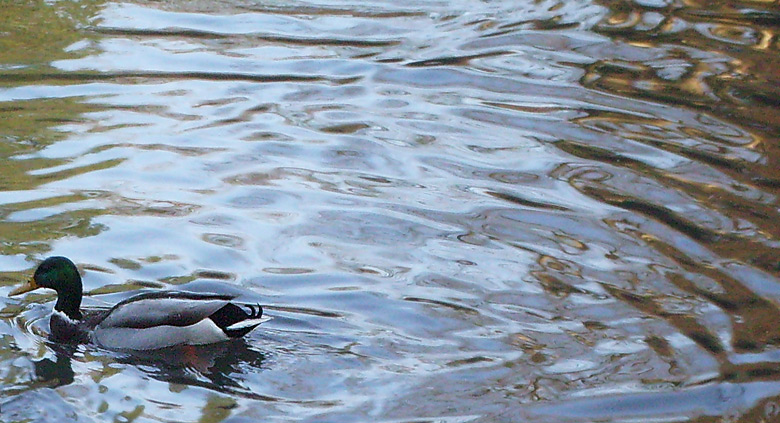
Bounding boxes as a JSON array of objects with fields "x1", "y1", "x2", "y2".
[{"x1": 209, "y1": 303, "x2": 264, "y2": 338}]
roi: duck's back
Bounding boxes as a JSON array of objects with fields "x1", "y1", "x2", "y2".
[
  {"x1": 97, "y1": 291, "x2": 233, "y2": 329},
  {"x1": 90, "y1": 291, "x2": 263, "y2": 350}
]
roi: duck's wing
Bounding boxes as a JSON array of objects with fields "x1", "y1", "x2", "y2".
[{"x1": 97, "y1": 291, "x2": 235, "y2": 329}]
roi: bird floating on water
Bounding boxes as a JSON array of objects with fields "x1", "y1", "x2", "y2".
[{"x1": 9, "y1": 256, "x2": 269, "y2": 350}]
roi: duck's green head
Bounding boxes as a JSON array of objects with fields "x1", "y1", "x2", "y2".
[{"x1": 9, "y1": 256, "x2": 83, "y2": 318}]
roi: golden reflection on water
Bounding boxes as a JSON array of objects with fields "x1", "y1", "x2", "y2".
[{"x1": 0, "y1": 0, "x2": 101, "y2": 67}]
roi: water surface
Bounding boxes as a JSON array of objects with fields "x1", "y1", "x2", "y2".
[{"x1": 1, "y1": 1, "x2": 779, "y2": 422}]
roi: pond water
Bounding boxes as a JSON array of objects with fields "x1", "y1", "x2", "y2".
[{"x1": 1, "y1": 1, "x2": 779, "y2": 422}]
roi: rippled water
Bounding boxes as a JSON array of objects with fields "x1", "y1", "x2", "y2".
[{"x1": 1, "y1": 0, "x2": 779, "y2": 422}]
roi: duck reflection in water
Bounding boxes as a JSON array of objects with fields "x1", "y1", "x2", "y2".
[
  {"x1": 116, "y1": 338, "x2": 267, "y2": 392},
  {"x1": 33, "y1": 343, "x2": 76, "y2": 388},
  {"x1": 33, "y1": 337, "x2": 266, "y2": 393}
]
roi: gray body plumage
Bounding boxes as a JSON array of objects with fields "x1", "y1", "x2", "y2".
[
  {"x1": 90, "y1": 292, "x2": 266, "y2": 350},
  {"x1": 97, "y1": 293, "x2": 232, "y2": 328}
]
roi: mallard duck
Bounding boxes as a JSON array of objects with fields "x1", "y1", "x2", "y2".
[{"x1": 9, "y1": 256, "x2": 269, "y2": 350}]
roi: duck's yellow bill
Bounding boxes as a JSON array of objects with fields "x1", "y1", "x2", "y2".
[{"x1": 9, "y1": 277, "x2": 40, "y2": 297}]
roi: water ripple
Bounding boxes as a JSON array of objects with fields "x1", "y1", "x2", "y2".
[{"x1": 1, "y1": 0, "x2": 779, "y2": 422}]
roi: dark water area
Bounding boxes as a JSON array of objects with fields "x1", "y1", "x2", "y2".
[{"x1": 1, "y1": 0, "x2": 779, "y2": 422}]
